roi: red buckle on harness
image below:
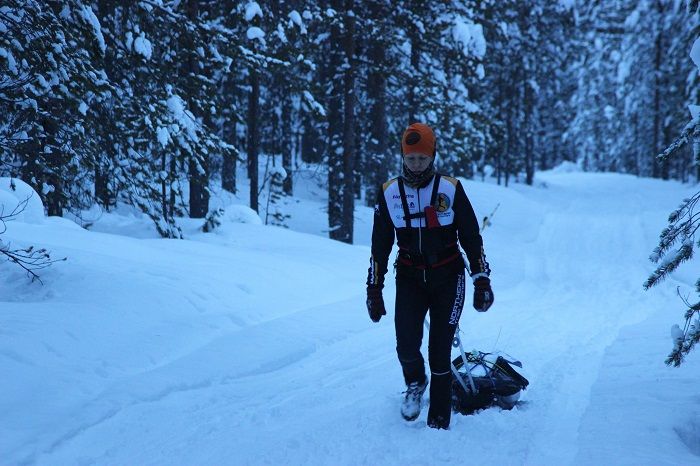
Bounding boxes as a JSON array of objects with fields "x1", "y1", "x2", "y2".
[{"x1": 424, "y1": 206, "x2": 439, "y2": 229}]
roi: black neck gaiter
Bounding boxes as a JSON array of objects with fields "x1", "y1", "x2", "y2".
[{"x1": 402, "y1": 160, "x2": 435, "y2": 189}]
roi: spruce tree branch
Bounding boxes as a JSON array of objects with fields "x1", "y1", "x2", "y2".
[
  {"x1": 656, "y1": 119, "x2": 699, "y2": 162},
  {"x1": 666, "y1": 287, "x2": 700, "y2": 367},
  {"x1": 137, "y1": 0, "x2": 291, "y2": 69}
]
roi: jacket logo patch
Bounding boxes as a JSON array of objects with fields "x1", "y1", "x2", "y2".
[{"x1": 435, "y1": 193, "x2": 451, "y2": 212}]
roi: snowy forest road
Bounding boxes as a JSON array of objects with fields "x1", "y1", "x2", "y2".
[
  {"x1": 6, "y1": 173, "x2": 699, "y2": 465},
  {"x1": 504, "y1": 175, "x2": 669, "y2": 465}
]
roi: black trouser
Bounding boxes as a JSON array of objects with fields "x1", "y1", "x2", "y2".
[{"x1": 395, "y1": 268, "x2": 466, "y2": 428}]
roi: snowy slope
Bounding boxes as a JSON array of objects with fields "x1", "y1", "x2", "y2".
[{"x1": 1, "y1": 171, "x2": 699, "y2": 465}]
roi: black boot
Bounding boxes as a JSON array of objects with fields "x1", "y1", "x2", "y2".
[
  {"x1": 427, "y1": 373, "x2": 452, "y2": 429},
  {"x1": 427, "y1": 414, "x2": 450, "y2": 430}
]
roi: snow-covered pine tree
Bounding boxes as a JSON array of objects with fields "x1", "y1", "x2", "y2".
[
  {"x1": 298, "y1": 3, "x2": 328, "y2": 168},
  {"x1": 645, "y1": 188, "x2": 700, "y2": 366},
  {"x1": 613, "y1": 0, "x2": 696, "y2": 178},
  {"x1": 358, "y1": 0, "x2": 393, "y2": 207},
  {"x1": 472, "y1": 0, "x2": 512, "y2": 184},
  {"x1": 258, "y1": 1, "x2": 320, "y2": 198},
  {"x1": 434, "y1": 2, "x2": 489, "y2": 180},
  {"x1": 92, "y1": 3, "x2": 198, "y2": 236},
  {"x1": 1, "y1": 0, "x2": 247, "y2": 237},
  {"x1": 567, "y1": 0, "x2": 695, "y2": 180},
  {"x1": 238, "y1": 1, "x2": 316, "y2": 213},
  {"x1": 389, "y1": 1, "x2": 480, "y2": 179},
  {"x1": 212, "y1": 0, "x2": 247, "y2": 196},
  {"x1": 91, "y1": 1, "x2": 263, "y2": 236},
  {"x1": 325, "y1": 0, "x2": 356, "y2": 244},
  {"x1": 536, "y1": 3, "x2": 578, "y2": 172},
  {"x1": 476, "y1": 0, "x2": 576, "y2": 185},
  {"x1": 0, "y1": 0, "x2": 111, "y2": 216},
  {"x1": 201, "y1": 207, "x2": 225, "y2": 233},
  {"x1": 266, "y1": 165, "x2": 291, "y2": 227},
  {"x1": 568, "y1": 0, "x2": 634, "y2": 173},
  {"x1": 644, "y1": 2, "x2": 700, "y2": 366},
  {"x1": 295, "y1": 2, "x2": 330, "y2": 168}
]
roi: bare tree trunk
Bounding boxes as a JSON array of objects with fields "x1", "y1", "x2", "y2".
[
  {"x1": 248, "y1": 68, "x2": 260, "y2": 213},
  {"x1": 657, "y1": 0, "x2": 670, "y2": 180},
  {"x1": 45, "y1": 172, "x2": 63, "y2": 217},
  {"x1": 222, "y1": 74, "x2": 237, "y2": 194},
  {"x1": 327, "y1": 0, "x2": 344, "y2": 241},
  {"x1": 340, "y1": 0, "x2": 355, "y2": 244},
  {"x1": 407, "y1": 21, "x2": 420, "y2": 125},
  {"x1": 282, "y1": 89, "x2": 293, "y2": 195},
  {"x1": 95, "y1": 0, "x2": 118, "y2": 212},
  {"x1": 189, "y1": 158, "x2": 209, "y2": 218},
  {"x1": 364, "y1": 15, "x2": 389, "y2": 207},
  {"x1": 505, "y1": 101, "x2": 513, "y2": 188},
  {"x1": 95, "y1": 166, "x2": 112, "y2": 210},
  {"x1": 221, "y1": 149, "x2": 237, "y2": 194},
  {"x1": 186, "y1": 0, "x2": 209, "y2": 218},
  {"x1": 524, "y1": 63, "x2": 535, "y2": 186},
  {"x1": 161, "y1": 153, "x2": 167, "y2": 218},
  {"x1": 496, "y1": 75, "x2": 503, "y2": 186},
  {"x1": 652, "y1": 1, "x2": 663, "y2": 179},
  {"x1": 169, "y1": 155, "x2": 177, "y2": 219},
  {"x1": 43, "y1": 116, "x2": 63, "y2": 216}
]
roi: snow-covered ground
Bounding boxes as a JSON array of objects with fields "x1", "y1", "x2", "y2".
[{"x1": 1, "y1": 170, "x2": 699, "y2": 465}]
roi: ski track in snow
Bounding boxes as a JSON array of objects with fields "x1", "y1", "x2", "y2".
[{"x1": 3, "y1": 172, "x2": 700, "y2": 465}]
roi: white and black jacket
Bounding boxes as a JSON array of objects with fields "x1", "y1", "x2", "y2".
[{"x1": 367, "y1": 174, "x2": 490, "y2": 287}]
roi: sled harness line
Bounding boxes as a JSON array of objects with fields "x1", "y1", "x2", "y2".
[
  {"x1": 397, "y1": 175, "x2": 442, "y2": 227},
  {"x1": 423, "y1": 319, "x2": 477, "y2": 394},
  {"x1": 453, "y1": 326, "x2": 478, "y2": 393},
  {"x1": 423, "y1": 319, "x2": 530, "y2": 415}
]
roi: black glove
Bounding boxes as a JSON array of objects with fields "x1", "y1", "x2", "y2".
[
  {"x1": 473, "y1": 277, "x2": 494, "y2": 312},
  {"x1": 366, "y1": 285, "x2": 386, "y2": 322}
]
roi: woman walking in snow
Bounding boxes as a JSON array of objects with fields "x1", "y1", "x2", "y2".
[{"x1": 365, "y1": 122, "x2": 493, "y2": 430}]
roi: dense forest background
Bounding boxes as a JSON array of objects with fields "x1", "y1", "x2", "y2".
[{"x1": 1, "y1": 0, "x2": 699, "y2": 243}]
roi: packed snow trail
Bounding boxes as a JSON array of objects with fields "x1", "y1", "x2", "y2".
[{"x1": 2, "y1": 172, "x2": 699, "y2": 465}]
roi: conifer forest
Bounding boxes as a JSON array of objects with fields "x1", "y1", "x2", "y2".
[
  {"x1": 1, "y1": 1, "x2": 699, "y2": 243},
  {"x1": 5, "y1": 3, "x2": 700, "y2": 460}
]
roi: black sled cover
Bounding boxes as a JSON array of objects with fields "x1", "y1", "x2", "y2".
[{"x1": 451, "y1": 352, "x2": 530, "y2": 415}]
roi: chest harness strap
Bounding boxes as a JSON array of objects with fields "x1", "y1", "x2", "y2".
[
  {"x1": 397, "y1": 175, "x2": 442, "y2": 228},
  {"x1": 395, "y1": 174, "x2": 460, "y2": 269}
]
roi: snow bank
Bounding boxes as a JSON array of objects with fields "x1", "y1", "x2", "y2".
[
  {"x1": 548, "y1": 160, "x2": 583, "y2": 173},
  {"x1": 2, "y1": 170, "x2": 699, "y2": 465},
  {"x1": 221, "y1": 204, "x2": 262, "y2": 226},
  {"x1": 1, "y1": 211, "x2": 367, "y2": 463},
  {"x1": 0, "y1": 177, "x2": 45, "y2": 223}
]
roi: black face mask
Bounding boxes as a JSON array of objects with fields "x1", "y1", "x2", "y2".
[{"x1": 402, "y1": 159, "x2": 435, "y2": 189}]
